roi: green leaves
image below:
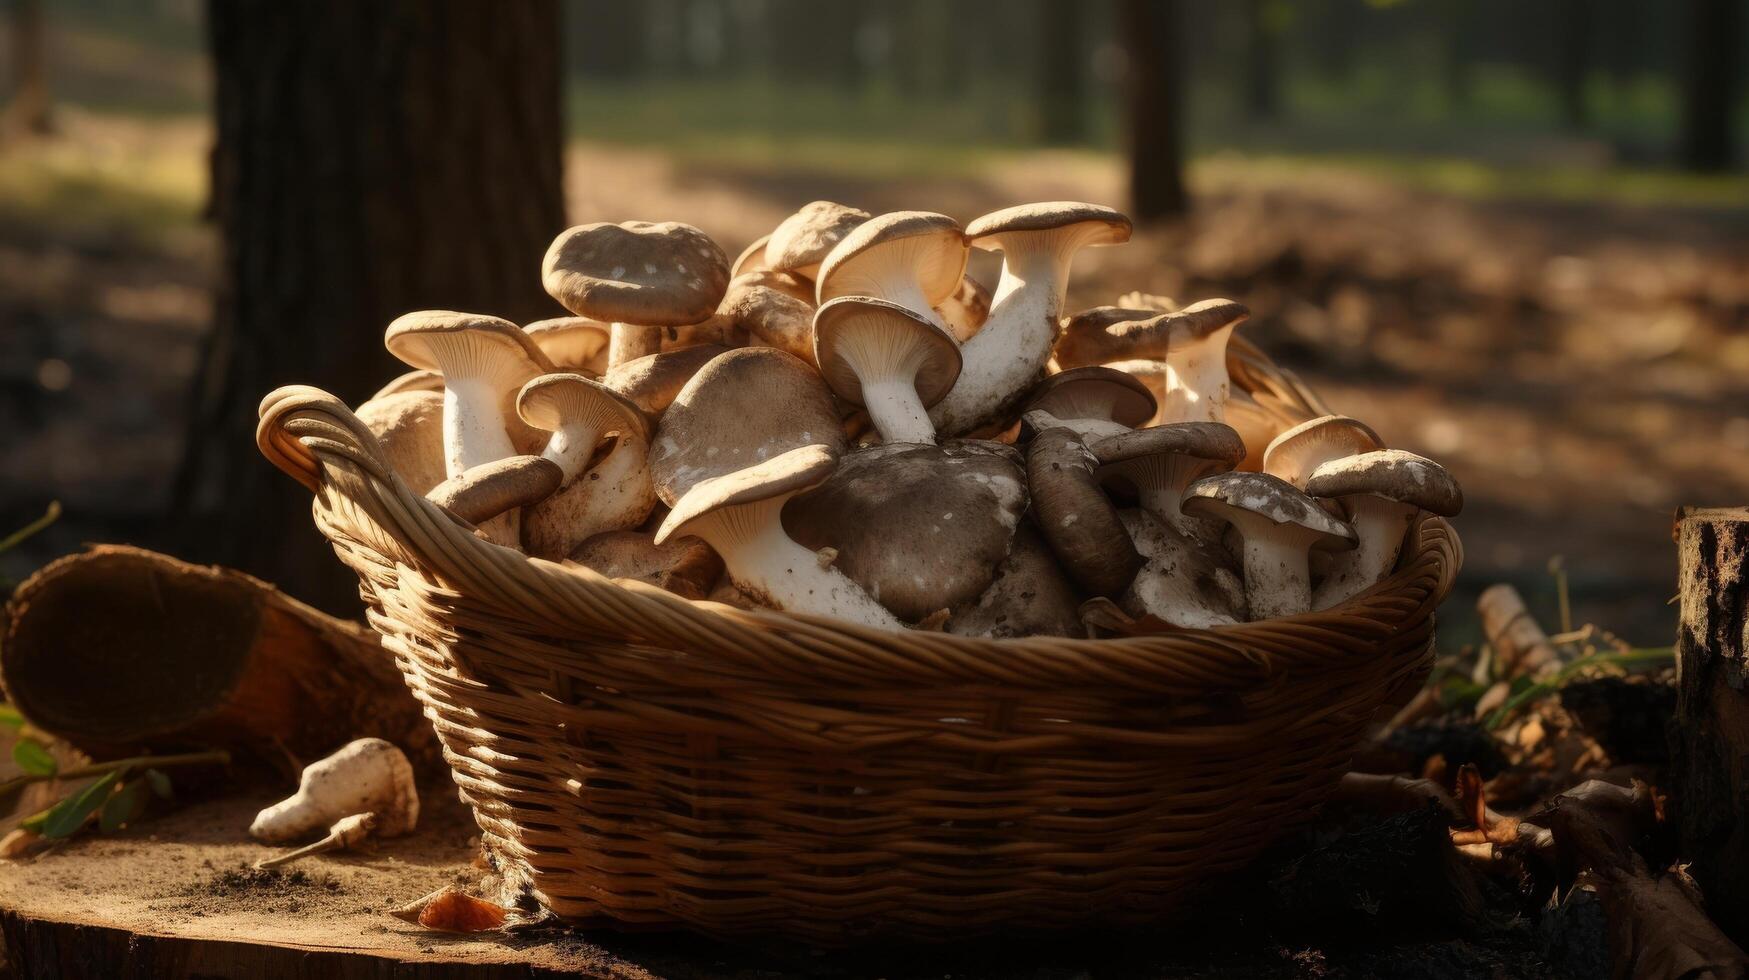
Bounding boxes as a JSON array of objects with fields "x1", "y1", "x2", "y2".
[
  {"x1": 0, "y1": 705, "x2": 24, "y2": 731},
  {"x1": 99, "y1": 779, "x2": 150, "y2": 833},
  {"x1": 11, "y1": 738, "x2": 57, "y2": 777},
  {"x1": 40, "y1": 770, "x2": 121, "y2": 839}
]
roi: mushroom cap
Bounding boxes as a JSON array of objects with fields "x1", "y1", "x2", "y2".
[
  {"x1": 355, "y1": 389, "x2": 446, "y2": 496},
  {"x1": 728, "y1": 268, "x2": 815, "y2": 305},
  {"x1": 566, "y1": 529, "x2": 724, "y2": 600},
  {"x1": 542, "y1": 221, "x2": 730, "y2": 326},
  {"x1": 722, "y1": 279, "x2": 816, "y2": 362},
  {"x1": 1025, "y1": 426, "x2": 1143, "y2": 597},
  {"x1": 1183, "y1": 471, "x2": 1357, "y2": 549},
  {"x1": 764, "y1": 201, "x2": 871, "y2": 275},
  {"x1": 816, "y1": 210, "x2": 968, "y2": 308},
  {"x1": 602, "y1": 344, "x2": 728, "y2": 416},
  {"x1": 1023, "y1": 366, "x2": 1157, "y2": 429},
  {"x1": 965, "y1": 201, "x2": 1132, "y2": 247},
  {"x1": 370, "y1": 369, "x2": 444, "y2": 401},
  {"x1": 945, "y1": 523, "x2": 1084, "y2": 639},
  {"x1": 1172, "y1": 298, "x2": 1251, "y2": 340},
  {"x1": 731, "y1": 232, "x2": 773, "y2": 277},
  {"x1": 426, "y1": 455, "x2": 564, "y2": 527},
  {"x1": 1304, "y1": 449, "x2": 1463, "y2": 517},
  {"x1": 1092, "y1": 422, "x2": 1247, "y2": 473},
  {"x1": 1116, "y1": 290, "x2": 1177, "y2": 312},
  {"x1": 1262, "y1": 414, "x2": 1387, "y2": 488},
  {"x1": 656, "y1": 443, "x2": 840, "y2": 544},
  {"x1": 516, "y1": 372, "x2": 651, "y2": 445},
  {"x1": 785, "y1": 441, "x2": 1028, "y2": 621},
  {"x1": 812, "y1": 296, "x2": 962, "y2": 409},
  {"x1": 649, "y1": 347, "x2": 845, "y2": 506},
  {"x1": 523, "y1": 316, "x2": 612, "y2": 371},
  {"x1": 1053, "y1": 299, "x2": 1249, "y2": 370},
  {"x1": 937, "y1": 273, "x2": 991, "y2": 342},
  {"x1": 384, "y1": 311, "x2": 554, "y2": 382}
]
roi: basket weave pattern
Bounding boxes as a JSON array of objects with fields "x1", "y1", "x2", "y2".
[{"x1": 257, "y1": 346, "x2": 1460, "y2": 943}]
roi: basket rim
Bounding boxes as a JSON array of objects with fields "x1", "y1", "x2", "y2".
[{"x1": 256, "y1": 347, "x2": 1461, "y2": 694}]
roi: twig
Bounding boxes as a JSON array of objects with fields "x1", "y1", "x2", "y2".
[
  {"x1": 0, "y1": 501, "x2": 60, "y2": 555},
  {"x1": 0, "y1": 749, "x2": 228, "y2": 798}
]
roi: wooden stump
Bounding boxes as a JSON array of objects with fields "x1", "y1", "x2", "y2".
[{"x1": 1673, "y1": 507, "x2": 1749, "y2": 947}]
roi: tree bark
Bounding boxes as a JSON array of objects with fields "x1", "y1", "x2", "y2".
[
  {"x1": 1122, "y1": 0, "x2": 1187, "y2": 222},
  {"x1": 1673, "y1": 507, "x2": 1749, "y2": 948},
  {"x1": 174, "y1": 1, "x2": 566, "y2": 614},
  {"x1": 3, "y1": 0, "x2": 52, "y2": 136},
  {"x1": 0, "y1": 545, "x2": 438, "y2": 777},
  {"x1": 1676, "y1": 0, "x2": 1741, "y2": 171}
]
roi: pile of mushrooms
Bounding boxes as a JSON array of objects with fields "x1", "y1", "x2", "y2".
[{"x1": 354, "y1": 201, "x2": 1461, "y2": 636}]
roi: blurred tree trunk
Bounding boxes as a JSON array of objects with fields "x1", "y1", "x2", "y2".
[
  {"x1": 1241, "y1": 0, "x2": 1281, "y2": 122},
  {"x1": 1551, "y1": 0, "x2": 1592, "y2": 130},
  {"x1": 175, "y1": 0, "x2": 565, "y2": 614},
  {"x1": 571, "y1": 0, "x2": 646, "y2": 81},
  {"x1": 1036, "y1": 0, "x2": 1086, "y2": 144},
  {"x1": 1441, "y1": 0, "x2": 1478, "y2": 114},
  {"x1": 1123, "y1": 0, "x2": 1187, "y2": 222},
  {"x1": 1676, "y1": 0, "x2": 1740, "y2": 171},
  {"x1": 4, "y1": 0, "x2": 52, "y2": 136}
]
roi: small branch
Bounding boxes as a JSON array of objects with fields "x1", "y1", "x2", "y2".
[{"x1": 0, "y1": 749, "x2": 228, "y2": 798}]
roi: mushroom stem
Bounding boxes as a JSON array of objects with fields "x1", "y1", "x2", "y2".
[
  {"x1": 254, "y1": 812, "x2": 377, "y2": 870},
  {"x1": 859, "y1": 377, "x2": 936, "y2": 445},
  {"x1": 1238, "y1": 534, "x2": 1315, "y2": 621},
  {"x1": 540, "y1": 418, "x2": 607, "y2": 482},
  {"x1": 441, "y1": 377, "x2": 518, "y2": 477},
  {"x1": 608, "y1": 323, "x2": 663, "y2": 367},
  {"x1": 1314, "y1": 497, "x2": 1418, "y2": 608},
  {"x1": 1161, "y1": 324, "x2": 1238, "y2": 422},
  {"x1": 930, "y1": 244, "x2": 1073, "y2": 436}
]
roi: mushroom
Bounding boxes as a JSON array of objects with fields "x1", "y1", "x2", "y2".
[
  {"x1": 785, "y1": 441, "x2": 1027, "y2": 621},
  {"x1": 602, "y1": 344, "x2": 727, "y2": 416},
  {"x1": 249, "y1": 738, "x2": 418, "y2": 844},
  {"x1": 1052, "y1": 300, "x2": 1249, "y2": 423},
  {"x1": 1182, "y1": 471, "x2": 1357, "y2": 620},
  {"x1": 946, "y1": 523, "x2": 1083, "y2": 639},
  {"x1": 523, "y1": 316, "x2": 611, "y2": 375},
  {"x1": 1262, "y1": 414, "x2": 1386, "y2": 488},
  {"x1": 1052, "y1": 305, "x2": 1161, "y2": 368},
  {"x1": 384, "y1": 311, "x2": 554, "y2": 545},
  {"x1": 930, "y1": 202, "x2": 1132, "y2": 437},
  {"x1": 1025, "y1": 425, "x2": 1142, "y2": 598},
  {"x1": 728, "y1": 268, "x2": 815, "y2": 305},
  {"x1": 812, "y1": 296, "x2": 962, "y2": 446},
  {"x1": 1019, "y1": 366, "x2": 1157, "y2": 442},
  {"x1": 655, "y1": 444, "x2": 902, "y2": 628},
  {"x1": 565, "y1": 529, "x2": 724, "y2": 600},
  {"x1": 659, "y1": 312, "x2": 741, "y2": 351},
  {"x1": 763, "y1": 200, "x2": 871, "y2": 280},
  {"x1": 1103, "y1": 359, "x2": 1168, "y2": 425},
  {"x1": 255, "y1": 812, "x2": 377, "y2": 870},
  {"x1": 1306, "y1": 450, "x2": 1463, "y2": 609},
  {"x1": 721, "y1": 278, "x2": 816, "y2": 363},
  {"x1": 731, "y1": 231, "x2": 773, "y2": 276},
  {"x1": 1092, "y1": 422, "x2": 1246, "y2": 538},
  {"x1": 426, "y1": 455, "x2": 563, "y2": 528},
  {"x1": 814, "y1": 211, "x2": 968, "y2": 329},
  {"x1": 649, "y1": 347, "x2": 845, "y2": 506},
  {"x1": 542, "y1": 221, "x2": 730, "y2": 367},
  {"x1": 522, "y1": 431, "x2": 657, "y2": 561},
  {"x1": 515, "y1": 373, "x2": 650, "y2": 484},
  {"x1": 1118, "y1": 509, "x2": 1247, "y2": 628},
  {"x1": 1116, "y1": 290, "x2": 1176, "y2": 312},
  {"x1": 1225, "y1": 392, "x2": 1290, "y2": 471},
  {"x1": 369, "y1": 369, "x2": 444, "y2": 400},
  {"x1": 936, "y1": 274, "x2": 992, "y2": 343},
  {"x1": 355, "y1": 389, "x2": 446, "y2": 496}
]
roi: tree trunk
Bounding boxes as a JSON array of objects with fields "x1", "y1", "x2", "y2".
[
  {"x1": 1036, "y1": 0, "x2": 1087, "y2": 144},
  {"x1": 1241, "y1": 0, "x2": 1281, "y2": 122},
  {"x1": 1551, "y1": 0, "x2": 1592, "y2": 130},
  {"x1": 174, "y1": 1, "x2": 566, "y2": 614},
  {"x1": 3, "y1": 0, "x2": 52, "y2": 136},
  {"x1": 1673, "y1": 507, "x2": 1749, "y2": 948},
  {"x1": 1676, "y1": 0, "x2": 1741, "y2": 171},
  {"x1": 1122, "y1": 0, "x2": 1187, "y2": 222}
]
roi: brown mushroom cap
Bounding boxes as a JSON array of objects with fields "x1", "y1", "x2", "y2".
[
  {"x1": 1093, "y1": 422, "x2": 1247, "y2": 475},
  {"x1": 1022, "y1": 366, "x2": 1157, "y2": 430},
  {"x1": 731, "y1": 232, "x2": 773, "y2": 277},
  {"x1": 722, "y1": 279, "x2": 816, "y2": 362},
  {"x1": 764, "y1": 201, "x2": 871, "y2": 277},
  {"x1": 566, "y1": 529, "x2": 724, "y2": 600},
  {"x1": 1025, "y1": 426, "x2": 1143, "y2": 598},
  {"x1": 384, "y1": 311, "x2": 554, "y2": 380},
  {"x1": 964, "y1": 201, "x2": 1132, "y2": 247},
  {"x1": 727, "y1": 269, "x2": 815, "y2": 305},
  {"x1": 517, "y1": 373, "x2": 651, "y2": 446},
  {"x1": 602, "y1": 344, "x2": 728, "y2": 416},
  {"x1": 523, "y1": 317, "x2": 611, "y2": 371},
  {"x1": 1054, "y1": 300, "x2": 1250, "y2": 370},
  {"x1": 659, "y1": 443, "x2": 840, "y2": 538},
  {"x1": 785, "y1": 441, "x2": 1028, "y2": 621},
  {"x1": 815, "y1": 210, "x2": 968, "y2": 309},
  {"x1": 812, "y1": 296, "x2": 962, "y2": 410},
  {"x1": 649, "y1": 347, "x2": 845, "y2": 506},
  {"x1": 426, "y1": 455, "x2": 563, "y2": 527},
  {"x1": 542, "y1": 221, "x2": 730, "y2": 326},
  {"x1": 356, "y1": 389, "x2": 446, "y2": 496},
  {"x1": 1262, "y1": 414, "x2": 1386, "y2": 488},
  {"x1": 946, "y1": 523, "x2": 1083, "y2": 639},
  {"x1": 1183, "y1": 471, "x2": 1357, "y2": 547},
  {"x1": 1304, "y1": 449, "x2": 1463, "y2": 517},
  {"x1": 370, "y1": 369, "x2": 444, "y2": 401}
]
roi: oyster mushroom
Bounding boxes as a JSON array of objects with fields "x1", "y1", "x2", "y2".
[
  {"x1": 1026, "y1": 425, "x2": 1142, "y2": 598},
  {"x1": 655, "y1": 444, "x2": 901, "y2": 628},
  {"x1": 931, "y1": 202, "x2": 1132, "y2": 437},
  {"x1": 1053, "y1": 300, "x2": 1249, "y2": 423},
  {"x1": 649, "y1": 347, "x2": 845, "y2": 506},
  {"x1": 522, "y1": 431, "x2": 657, "y2": 561},
  {"x1": 565, "y1": 529, "x2": 724, "y2": 600},
  {"x1": 936, "y1": 274, "x2": 992, "y2": 343},
  {"x1": 516, "y1": 373, "x2": 650, "y2": 484},
  {"x1": 1020, "y1": 365, "x2": 1157, "y2": 442},
  {"x1": 250, "y1": 738, "x2": 418, "y2": 844},
  {"x1": 426, "y1": 455, "x2": 563, "y2": 528},
  {"x1": 369, "y1": 369, "x2": 444, "y2": 401},
  {"x1": 815, "y1": 211, "x2": 968, "y2": 328},
  {"x1": 1118, "y1": 509, "x2": 1247, "y2": 628},
  {"x1": 731, "y1": 231, "x2": 773, "y2": 276},
  {"x1": 602, "y1": 344, "x2": 727, "y2": 416},
  {"x1": 1307, "y1": 450, "x2": 1463, "y2": 609},
  {"x1": 542, "y1": 221, "x2": 730, "y2": 367},
  {"x1": 1262, "y1": 414, "x2": 1386, "y2": 488},
  {"x1": 722, "y1": 277, "x2": 816, "y2": 363},
  {"x1": 523, "y1": 316, "x2": 611, "y2": 375},
  {"x1": 1092, "y1": 422, "x2": 1246, "y2": 538},
  {"x1": 946, "y1": 523, "x2": 1083, "y2": 639},
  {"x1": 355, "y1": 389, "x2": 446, "y2": 496},
  {"x1": 764, "y1": 200, "x2": 871, "y2": 280},
  {"x1": 812, "y1": 296, "x2": 962, "y2": 446},
  {"x1": 1182, "y1": 471, "x2": 1356, "y2": 620},
  {"x1": 785, "y1": 441, "x2": 1027, "y2": 621}
]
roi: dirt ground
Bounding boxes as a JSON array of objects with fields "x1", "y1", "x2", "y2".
[{"x1": 3, "y1": 114, "x2": 1748, "y2": 647}]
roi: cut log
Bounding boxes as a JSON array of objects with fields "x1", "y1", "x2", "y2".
[
  {"x1": 1673, "y1": 507, "x2": 1749, "y2": 949},
  {"x1": 0, "y1": 545, "x2": 436, "y2": 776}
]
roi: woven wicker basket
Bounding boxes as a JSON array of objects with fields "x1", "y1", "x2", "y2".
[{"x1": 256, "y1": 342, "x2": 1460, "y2": 944}]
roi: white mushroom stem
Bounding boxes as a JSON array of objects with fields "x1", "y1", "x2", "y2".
[
  {"x1": 860, "y1": 377, "x2": 936, "y2": 445},
  {"x1": 522, "y1": 434, "x2": 657, "y2": 561},
  {"x1": 1314, "y1": 496, "x2": 1419, "y2": 609},
  {"x1": 1106, "y1": 453, "x2": 1220, "y2": 538},
  {"x1": 540, "y1": 418, "x2": 607, "y2": 483},
  {"x1": 669, "y1": 495, "x2": 902, "y2": 630},
  {"x1": 1121, "y1": 512, "x2": 1243, "y2": 628},
  {"x1": 441, "y1": 377, "x2": 518, "y2": 478},
  {"x1": 929, "y1": 232, "x2": 1094, "y2": 436},
  {"x1": 1160, "y1": 324, "x2": 1238, "y2": 423},
  {"x1": 1232, "y1": 525, "x2": 1322, "y2": 621},
  {"x1": 607, "y1": 323, "x2": 662, "y2": 367}
]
